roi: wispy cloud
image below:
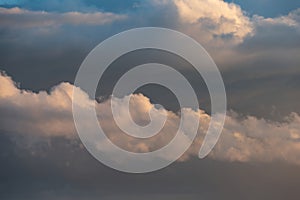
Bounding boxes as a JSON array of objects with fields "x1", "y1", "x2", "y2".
[{"x1": 0, "y1": 7, "x2": 127, "y2": 28}]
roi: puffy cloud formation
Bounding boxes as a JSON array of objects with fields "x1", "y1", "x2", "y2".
[
  {"x1": 0, "y1": 72, "x2": 75, "y2": 137},
  {"x1": 1, "y1": 72, "x2": 300, "y2": 164},
  {"x1": 171, "y1": 0, "x2": 253, "y2": 43},
  {"x1": 0, "y1": 7, "x2": 127, "y2": 28},
  {"x1": 211, "y1": 113, "x2": 300, "y2": 164}
]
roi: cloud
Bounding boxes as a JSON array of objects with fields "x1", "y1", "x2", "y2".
[
  {"x1": 248, "y1": 8, "x2": 300, "y2": 49},
  {"x1": 201, "y1": 7, "x2": 300, "y2": 119},
  {"x1": 1, "y1": 72, "x2": 300, "y2": 165},
  {"x1": 1, "y1": 1, "x2": 300, "y2": 199},
  {"x1": 210, "y1": 112, "x2": 300, "y2": 164},
  {"x1": 0, "y1": 1, "x2": 300, "y2": 123},
  {"x1": 0, "y1": 72, "x2": 76, "y2": 137},
  {"x1": 167, "y1": 0, "x2": 253, "y2": 44},
  {"x1": 0, "y1": 7, "x2": 127, "y2": 28},
  {"x1": 254, "y1": 12, "x2": 298, "y2": 27},
  {"x1": 0, "y1": 1, "x2": 300, "y2": 164}
]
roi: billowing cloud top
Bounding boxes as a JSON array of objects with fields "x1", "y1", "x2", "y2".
[
  {"x1": 174, "y1": 0, "x2": 253, "y2": 40},
  {"x1": 1, "y1": 72, "x2": 300, "y2": 165}
]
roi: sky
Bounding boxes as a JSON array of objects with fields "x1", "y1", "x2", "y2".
[{"x1": 0, "y1": 0, "x2": 300, "y2": 199}]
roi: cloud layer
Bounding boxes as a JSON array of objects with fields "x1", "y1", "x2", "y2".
[
  {"x1": 1, "y1": 72, "x2": 300, "y2": 165},
  {"x1": 0, "y1": 7, "x2": 127, "y2": 28}
]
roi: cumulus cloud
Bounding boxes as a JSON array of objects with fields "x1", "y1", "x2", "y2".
[
  {"x1": 167, "y1": 0, "x2": 254, "y2": 44},
  {"x1": 0, "y1": 71, "x2": 76, "y2": 137},
  {"x1": 0, "y1": 7, "x2": 127, "y2": 28},
  {"x1": 1, "y1": 72, "x2": 300, "y2": 165},
  {"x1": 210, "y1": 113, "x2": 300, "y2": 164}
]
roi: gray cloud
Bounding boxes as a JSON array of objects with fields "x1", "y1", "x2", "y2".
[
  {"x1": 1, "y1": 129, "x2": 300, "y2": 200},
  {"x1": 217, "y1": 8, "x2": 300, "y2": 118}
]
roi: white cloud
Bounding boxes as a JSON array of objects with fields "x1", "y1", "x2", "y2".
[
  {"x1": 1, "y1": 72, "x2": 300, "y2": 165},
  {"x1": 172, "y1": 0, "x2": 253, "y2": 43}
]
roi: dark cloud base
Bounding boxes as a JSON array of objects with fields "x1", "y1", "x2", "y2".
[{"x1": 1, "y1": 131, "x2": 300, "y2": 200}]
